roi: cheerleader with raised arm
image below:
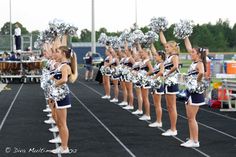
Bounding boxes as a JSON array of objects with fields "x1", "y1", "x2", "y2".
[
  {"x1": 50, "y1": 45, "x2": 78, "y2": 154},
  {"x1": 138, "y1": 44, "x2": 154, "y2": 121},
  {"x1": 149, "y1": 48, "x2": 165, "y2": 127},
  {"x1": 159, "y1": 30, "x2": 179, "y2": 136},
  {"x1": 109, "y1": 48, "x2": 120, "y2": 103},
  {"x1": 122, "y1": 44, "x2": 135, "y2": 110},
  {"x1": 131, "y1": 48, "x2": 143, "y2": 115},
  {"x1": 180, "y1": 37, "x2": 207, "y2": 148},
  {"x1": 101, "y1": 47, "x2": 113, "y2": 99}
]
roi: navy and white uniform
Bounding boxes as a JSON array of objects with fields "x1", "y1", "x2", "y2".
[
  {"x1": 119, "y1": 57, "x2": 125, "y2": 81},
  {"x1": 185, "y1": 61, "x2": 205, "y2": 106},
  {"x1": 111, "y1": 58, "x2": 119, "y2": 80},
  {"x1": 53, "y1": 63, "x2": 71, "y2": 109},
  {"x1": 103, "y1": 56, "x2": 112, "y2": 76},
  {"x1": 140, "y1": 59, "x2": 151, "y2": 89},
  {"x1": 164, "y1": 55, "x2": 179, "y2": 94},
  {"x1": 123, "y1": 57, "x2": 133, "y2": 82},
  {"x1": 151, "y1": 62, "x2": 164, "y2": 94},
  {"x1": 132, "y1": 61, "x2": 142, "y2": 88}
]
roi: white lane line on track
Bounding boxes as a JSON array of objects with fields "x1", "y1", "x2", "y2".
[
  {"x1": 197, "y1": 107, "x2": 236, "y2": 121},
  {"x1": 70, "y1": 91, "x2": 136, "y2": 157},
  {"x1": 78, "y1": 81, "x2": 210, "y2": 157},
  {"x1": 85, "y1": 82, "x2": 236, "y2": 140},
  {"x1": 0, "y1": 84, "x2": 23, "y2": 132}
]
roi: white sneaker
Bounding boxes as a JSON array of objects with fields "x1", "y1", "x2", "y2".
[
  {"x1": 101, "y1": 95, "x2": 111, "y2": 99},
  {"x1": 162, "y1": 129, "x2": 177, "y2": 136},
  {"x1": 149, "y1": 122, "x2": 162, "y2": 127},
  {"x1": 43, "y1": 108, "x2": 51, "y2": 113},
  {"x1": 49, "y1": 126, "x2": 59, "y2": 133},
  {"x1": 44, "y1": 118, "x2": 55, "y2": 124},
  {"x1": 51, "y1": 146, "x2": 69, "y2": 154},
  {"x1": 132, "y1": 110, "x2": 143, "y2": 115},
  {"x1": 110, "y1": 98, "x2": 118, "y2": 103},
  {"x1": 181, "y1": 139, "x2": 200, "y2": 148},
  {"x1": 47, "y1": 113, "x2": 52, "y2": 117},
  {"x1": 122, "y1": 105, "x2": 134, "y2": 110},
  {"x1": 118, "y1": 101, "x2": 128, "y2": 106},
  {"x1": 139, "y1": 115, "x2": 151, "y2": 121},
  {"x1": 49, "y1": 136, "x2": 61, "y2": 144}
]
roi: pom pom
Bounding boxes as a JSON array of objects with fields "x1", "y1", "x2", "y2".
[
  {"x1": 98, "y1": 33, "x2": 108, "y2": 45},
  {"x1": 128, "y1": 29, "x2": 144, "y2": 45},
  {"x1": 149, "y1": 17, "x2": 168, "y2": 33},
  {"x1": 140, "y1": 31, "x2": 159, "y2": 48},
  {"x1": 119, "y1": 29, "x2": 130, "y2": 42},
  {"x1": 173, "y1": 20, "x2": 194, "y2": 39},
  {"x1": 107, "y1": 36, "x2": 121, "y2": 49}
]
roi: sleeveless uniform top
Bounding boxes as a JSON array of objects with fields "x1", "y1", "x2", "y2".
[
  {"x1": 140, "y1": 58, "x2": 149, "y2": 72},
  {"x1": 153, "y1": 62, "x2": 162, "y2": 75},
  {"x1": 111, "y1": 58, "x2": 117, "y2": 66},
  {"x1": 188, "y1": 61, "x2": 199, "y2": 76},
  {"x1": 124, "y1": 57, "x2": 133, "y2": 68},
  {"x1": 132, "y1": 61, "x2": 141, "y2": 71},
  {"x1": 53, "y1": 62, "x2": 69, "y2": 80},
  {"x1": 119, "y1": 57, "x2": 125, "y2": 65},
  {"x1": 104, "y1": 56, "x2": 110, "y2": 63}
]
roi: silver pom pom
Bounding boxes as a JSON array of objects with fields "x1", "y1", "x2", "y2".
[
  {"x1": 140, "y1": 31, "x2": 159, "y2": 47},
  {"x1": 128, "y1": 29, "x2": 144, "y2": 45},
  {"x1": 173, "y1": 20, "x2": 194, "y2": 39},
  {"x1": 149, "y1": 17, "x2": 168, "y2": 33},
  {"x1": 107, "y1": 36, "x2": 121, "y2": 49},
  {"x1": 119, "y1": 29, "x2": 130, "y2": 42},
  {"x1": 98, "y1": 33, "x2": 108, "y2": 45}
]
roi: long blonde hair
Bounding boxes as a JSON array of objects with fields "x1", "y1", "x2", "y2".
[
  {"x1": 167, "y1": 40, "x2": 180, "y2": 54},
  {"x1": 58, "y1": 46, "x2": 78, "y2": 83}
]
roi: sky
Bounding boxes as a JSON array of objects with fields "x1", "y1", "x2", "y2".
[{"x1": 0, "y1": 0, "x2": 235, "y2": 33}]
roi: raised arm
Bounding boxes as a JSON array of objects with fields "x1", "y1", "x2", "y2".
[
  {"x1": 159, "y1": 31, "x2": 167, "y2": 46},
  {"x1": 184, "y1": 37, "x2": 193, "y2": 53}
]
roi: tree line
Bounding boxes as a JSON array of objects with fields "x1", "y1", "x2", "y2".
[{"x1": 1, "y1": 19, "x2": 236, "y2": 52}]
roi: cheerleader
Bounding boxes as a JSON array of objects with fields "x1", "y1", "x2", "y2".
[
  {"x1": 122, "y1": 44, "x2": 135, "y2": 110},
  {"x1": 131, "y1": 49, "x2": 143, "y2": 115},
  {"x1": 109, "y1": 48, "x2": 120, "y2": 103},
  {"x1": 149, "y1": 49, "x2": 165, "y2": 127},
  {"x1": 117, "y1": 48, "x2": 128, "y2": 106},
  {"x1": 159, "y1": 31, "x2": 179, "y2": 136},
  {"x1": 101, "y1": 47, "x2": 113, "y2": 99},
  {"x1": 138, "y1": 44, "x2": 154, "y2": 120},
  {"x1": 180, "y1": 37, "x2": 206, "y2": 148},
  {"x1": 50, "y1": 46, "x2": 78, "y2": 154}
]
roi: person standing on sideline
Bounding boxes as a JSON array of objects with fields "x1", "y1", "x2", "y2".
[
  {"x1": 83, "y1": 51, "x2": 94, "y2": 81},
  {"x1": 14, "y1": 24, "x2": 21, "y2": 52}
]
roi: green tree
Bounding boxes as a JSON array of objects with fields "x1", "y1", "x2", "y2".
[
  {"x1": 0, "y1": 22, "x2": 29, "y2": 35},
  {"x1": 79, "y1": 29, "x2": 91, "y2": 42}
]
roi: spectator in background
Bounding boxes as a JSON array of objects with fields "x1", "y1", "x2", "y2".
[
  {"x1": 83, "y1": 51, "x2": 94, "y2": 81},
  {"x1": 9, "y1": 51, "x2": 16, "y2": 61},
  {"x1": 14, "y1": 24, "x2": 21, "y2": 52}
]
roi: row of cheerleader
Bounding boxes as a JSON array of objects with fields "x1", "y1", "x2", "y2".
[
  {"x1": 98, "y1": 19, "x2": 209, "y2": 148},
  {"x1": 39, "y1": 19, "x2": 78, "y2": 154}
]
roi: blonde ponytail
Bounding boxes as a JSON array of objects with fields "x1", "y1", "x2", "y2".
[{"x1": 69, "y1": 52, "x2": 78, "y2": 83}]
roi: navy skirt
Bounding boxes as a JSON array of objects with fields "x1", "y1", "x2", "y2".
[
  {"x1": 164, "y1": 84, "x2": 179, "y2": 94},
  {"x1": 55, "y1": 94, "x2": 71, "y2": 109},
  {"x1": 185, "y1": 90, "x2": 205, "y2": 106}
]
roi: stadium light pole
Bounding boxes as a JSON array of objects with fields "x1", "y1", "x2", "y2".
[
  {"x1": 9, "y1": 0, "x2": 13, "y2": 52},
  {"x1": 135, "y1": 0, "x2": 138, "y2": 29},
  {"x1": 91, "y1": 0, "x2": 96, "y2": 54}
]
